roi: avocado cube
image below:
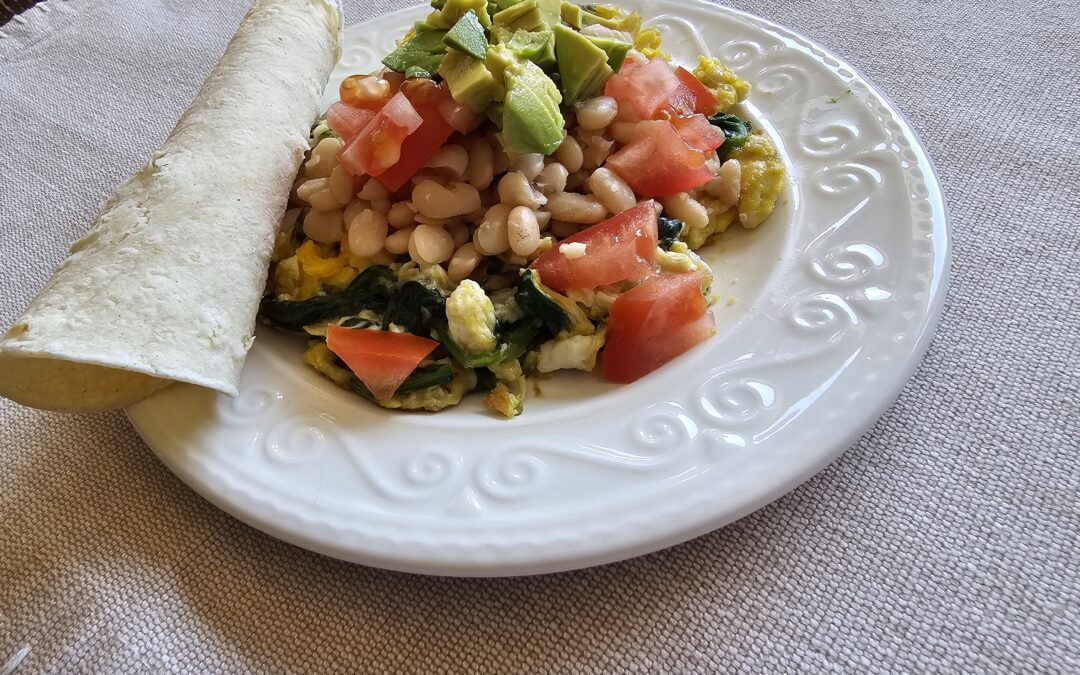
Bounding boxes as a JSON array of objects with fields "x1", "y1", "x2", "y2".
[
  {"x1": 443, "y1": 9, "x2": 489, "y2": 59},
  {"x1": 499, "y1": 54, "x2": 565, "y2": 154},
  {"x1": 560, "y1": 1, "x2": 583, "y2": 28},
  {"x1": 430, "y1": 0, "x2": 492, "y2": 29},
  {"x1": 507, "y1": 29, "x2": 556, "y2": 69},
  {"x1": 493, "y1": 0, "x2": 545, "y2": 32},
  {"x1": 552, "y1": 23, "x2": 612, "y2": 102},
  {"x1": 439, "y1": 48, "x2": 500, "y2": 112},
  {"x1": 536, "y1": 0, "x2": 562, "y2": 28},
  {"x1": 584, "y1": 34, "x2": 631, "y2": 72}
]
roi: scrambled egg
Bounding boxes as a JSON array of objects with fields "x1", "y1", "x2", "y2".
[
  {"x1": 484, "y1": 358, "x2": 527, "y2": 418},
  {"x1": 693, "y1": 56, "x2": 750, "y2": 112},
  {"x1": 655, "y1": 243, "x2": 714, "y2": 292},
  {"x1": 689, "y1": 134, "x2": 785, "y2": 248},
  {"x1": 728, "y1": 133, "x2": 785, "y2": 229},
  {"x1": 446, "y1": 280, "x2": 497, "y2": 354},
  {"x1": 536, "y1": 329, "x2": 607, "y2": 373},
  {"x1": 489, "y1": 287, "x2": 524, "y2": 323}
]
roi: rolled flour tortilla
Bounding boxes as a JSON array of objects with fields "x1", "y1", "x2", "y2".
[{"x1": 0, "y1": 0, "x2": 341, "y2": 412}]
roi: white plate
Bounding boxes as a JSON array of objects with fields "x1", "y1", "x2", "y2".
[{"x1": 128, "y1": 0, "x2": 948, "y2": 576}]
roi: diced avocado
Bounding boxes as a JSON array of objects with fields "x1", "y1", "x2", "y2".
[
  {"x1": 507, "y1": 29, "x2": 556, "y2": 69},
  {"x1": 560, "y1": 1, "x2": 583, "y2": 28},
  {"x1": 493, "y1": 0, "x2": 545, "y2": 32},
  {"x1": 439, "y1": 49, "x2": 500, "y2": 112},
  {"x1": 552, "y1": 24, "x2": 612, "y2": 102},
  {"x1": 443, "y1": 10, "x2": 489, "y2": 60},
  {"x1": 583, "y1": 34, "x2": 630, "y2": 72},
  {"x1": 414, "y1": 20, "x2": 437, "y2": 33},
  {"x1": 428, "y1": 0, "x2": 492, "y2": 29},
  {"x1": 500, "y1": 53, "x2": 566, "y2": 154},
  {"x1": 486, "y1": 102, "x2": 505, "y2": 126},
  {"x1": 490, "y1": 24, "x2": 515, "y2": 45},
  {"x1": 536, "y1": 0, "x2": 562, "y2": 28},
  {"x1": 492, "y1": 0, "x2": 524, "y2": 10},
  {"x1": 383, "y1": 29, "x2": 448, "y2": 78},
  {"x1": 430, "y1": 0, "x2": 447, "y2": 8}
]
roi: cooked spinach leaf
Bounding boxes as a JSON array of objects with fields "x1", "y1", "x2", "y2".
[
  {"x1": 436, "y1": 319, "x2": 541, "y2": 368},
  {"x1": 383, "y1": 280, "x2": 447, "y2": 335},
  {"x1": 657, "y1": 213, "x2": 684, "y2": 249},
  {"x1": 708, "y1": 112, "x2": 752, "y2": 160},
  {"x1": 260, "y1": 266, "x2": 396, "y2": 332}
]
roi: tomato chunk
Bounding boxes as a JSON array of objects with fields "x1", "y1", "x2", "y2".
[
  {"x1": 326, "y1": 325, "x2": 439, "y2": 402},
  {"x1": 325, "y1": 102, "x2": 375, "y2": 141},
  {"x1": 671, "y1": 67, "x2": 721, "y2": 116},
  {"x1": 374, "y1": 101, "x2": 455, "y2": 191},
  {"x1": 338, "y1": 92, "x2": 423, "y2": 179},
  {"x1": 604, "y1": 58, "x2": 681, "y2": 121},
  {"x1": 602, "y1": 272, "x2": 715, "y2": 383},
  {"x1": 670, "y1": 114, "x2": 724, "y2": 152},
  {"x1": 530, "y1": 201, "x2": 659, "y2": 292},
  {"x1": 605, "y1": 121, "x2": 714, "y2": 197}
]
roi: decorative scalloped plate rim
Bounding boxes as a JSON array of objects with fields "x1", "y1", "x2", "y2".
[{"x1": 127, "y1": 0, "x2": 949, "y2": 577}]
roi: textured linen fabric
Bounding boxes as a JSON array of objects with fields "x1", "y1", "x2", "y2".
[{"x1": 0, "y1": 0, "x2": 1077, "y2": 672}]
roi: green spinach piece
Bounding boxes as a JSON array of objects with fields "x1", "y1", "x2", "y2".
[
  {"x1": 260, "y1": 266, "x2": 396, "y2": 333},
  {"x1": 436, "y1": 319, "x2": 541, "y2": 368},
  {"x1": 383, "y1": 281, "x2": 447, "y2": 335},
  {"x1": 707, "y1": 112, "x2": 752, "y2": 160},
  {"x1": 657, "y1": 213, "x2": 684, "y2": 249}
]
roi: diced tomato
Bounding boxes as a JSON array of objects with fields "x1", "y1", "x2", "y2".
[
  {"x1": 338, "y1": 92, "x2": 423, "y2": 179},
  {"x1": 374, "y1": 101, "x2": 455, "y2": 192},
  {"x1": 670, "y1": 114, "x2": 724, "y2": 152},
  {"x1": 326, "y1": 325, "x2": 439, "y2": 401},
  {"x1": 602, "y1": 272, "x2": 715, "y2": 383},
  {"x1": 604, "y1": 58, "x2": 681, "y2": 121},
  {"x1": 325, "y1": 102, "x2": 375, "y2": 141},
  {"x1": 339, "y1": 74, "x2": 395, "y2": 112},
  {"x1": 530, "y1": 201, "x2": 659, "y2": 292},
  {"x1": 605, "y1": 121, "x2": 714, "y2": 197},
  {"x1": 671, "y1": 67, "x2": 721, "y2": 116}
]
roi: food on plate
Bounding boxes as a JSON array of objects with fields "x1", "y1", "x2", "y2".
[
  {"x1": 0, "y1": 0, "x2": 342, "y2": 412},
  {"x1": 263, "y1": 0, "x2": 786, "y2": 418}
]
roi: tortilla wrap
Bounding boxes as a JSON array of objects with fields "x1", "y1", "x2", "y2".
[{"x1": 0, "y1": 0, "x2": 341, "y2": 412}]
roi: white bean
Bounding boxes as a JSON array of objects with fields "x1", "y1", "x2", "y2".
[
  {"x1": 705, "y1": 159, "x2": 742, "y2": 209},
  {"x1": 357, "y1": 177, "x2": 390, "y2": 202},
  {"x1": 497, "y1": 171, "x2": 546, "y2": 209},
  {"x1": 512, "y1": 153, "x2": 545, "y2": 181},
  {"x1": 554, "y1": 135, "x2": 584, "y2": 173},
  {"x1": 369, "y1": 199, "x2": 391, "y2": 215},
  {"x1": 448, "y1": 222, "x2": 470, "y2": 248},
  {"x1": 535, "y1": 210, "x2": 552, "y2": 231},
  {"x1": 347, "y1": 209, "x2": 389, "y2": 258},
  {"x1": 610, "y1": 121, "x2": 638, "y2": 145},
  {"x1": 586, "y1": 167, "x2": 637, "y2": 215},
  {"x1": 328, "y1": 164, "x2": 356, "y2": 205},
  {"x1": 448, "y1": 243, "x2": 482, "y2": 282},
  {"x1": 489, "y1": 133, "x2": 510, "y2": 174},
  {"x1": 385, "y1": 226, "x2": 414, "y2": 255},
  {"x1": 387, "y1": 201, "x2": 416, "y2": 229},
  {"x1": 579, "y1": 133, "x2": 614, "y2": 170},
  {"x1": 412, "y1": 180, "x2": 482, "y2": 219},
  {"x1": 409, "y1": 224, "x2": 455, "y2": 265},
  {"x1": 660, "y1": 193, "x2": 709, "y2": 231},
  {"x1": 466, "y1": 135, "x2": 495, "y2": 190},
  {"x1": 302, "y1": 209, "x2": 344, "y2": 243},
  {"x1": 544, "y1": 192, "x2": 607, "y2": 224},
  {"x1": 296, "y1": 178, "x2": 340, "y2": 212},
  {"x1": 304, "y1": 137, "x2": 343, "y2": 179},
  {"x1": 507, "y1": 206, "x2": 541, "y2": 256},
  {"x1": 536, "y1": 162, "x2": 568, "y2": 195},
  {"x1": 343, "y1": 198, "x2": 371, "y2": 226},
  {"x1": 424, "y1": 144, "x2": 469, "y2": 181},
  {"x1": 575, "y1": 96, "x2": 618, "y2": 130},
  {"x1": 473, "y1": 204, "x2": 510, "y2": 255},
  {"x1": 550, "y1": 220, "x2": 580, "y2": 239}
]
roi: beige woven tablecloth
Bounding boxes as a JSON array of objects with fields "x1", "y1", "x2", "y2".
[{"x1": 1, "y1": 0, "x2": 1077, "y2": 672}]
